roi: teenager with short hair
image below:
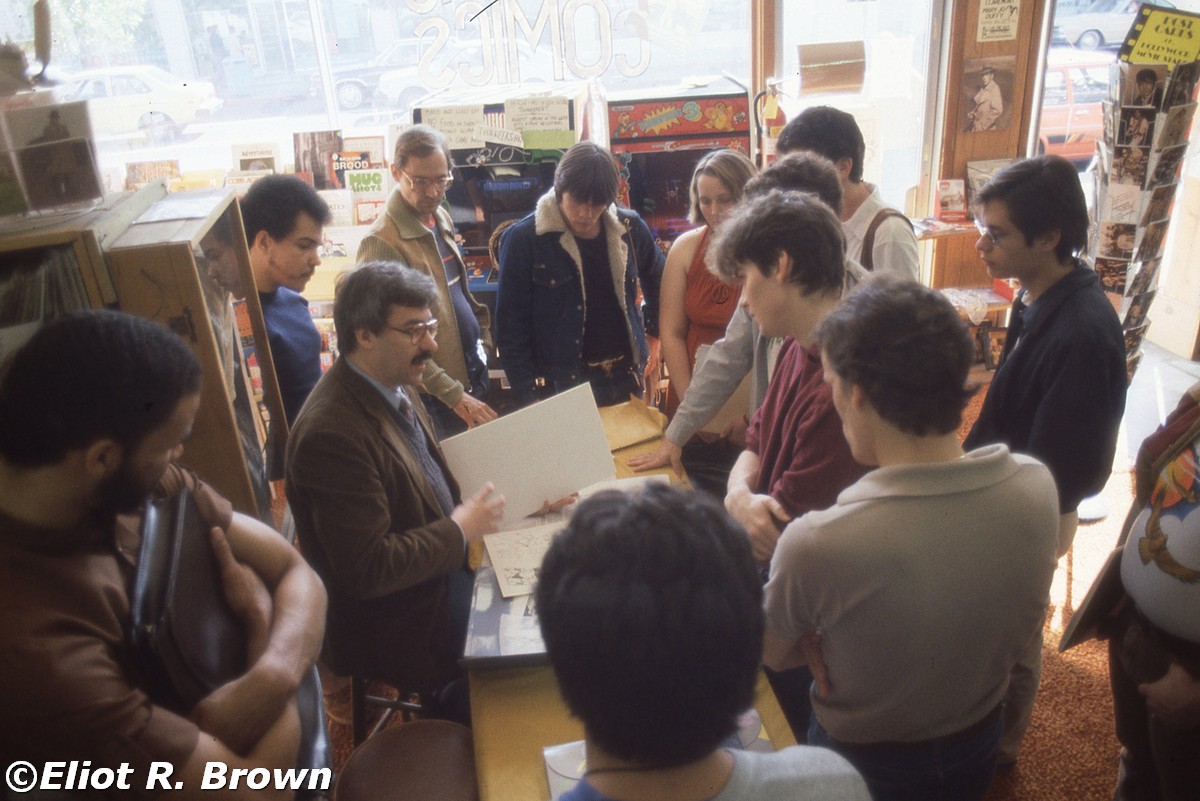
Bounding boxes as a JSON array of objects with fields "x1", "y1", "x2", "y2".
[
  {"x1": 777, "y1": 106, "x2": 918, "y2": 278},
  {"x1": 496, "y1": 141, "x2": 664, "y2": 408}
]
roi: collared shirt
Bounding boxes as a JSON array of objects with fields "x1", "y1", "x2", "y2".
[
  {"x1": 345, "y1": 358, "x2": 465, "y2": 546},
  {"x1": 965, "y1": 267, "x2": 1126, "y2": 513},
  {"x1": 765, "y1": 445, "x2": 1058, "y2": 743},
  {"x1": 345, "y1": 356, "x2": 415, "y2": 415}
]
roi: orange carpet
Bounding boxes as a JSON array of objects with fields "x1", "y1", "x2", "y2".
[{"x1": 983, "y1": 461, "x2": 1133, "y2": 801}]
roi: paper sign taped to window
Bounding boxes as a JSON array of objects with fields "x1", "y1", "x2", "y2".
[{"x1": 798, "y1": 41, "x2": 866, "y2": 96}]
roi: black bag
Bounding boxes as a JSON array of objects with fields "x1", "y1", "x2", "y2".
[
  {"x1": 129, "y1": 486, "x2": 246, "y2": 712},
  {"x1": 128, "y1": 487, "x2": 330, "y2": 797}
]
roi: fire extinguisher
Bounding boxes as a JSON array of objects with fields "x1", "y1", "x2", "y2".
[{"x1": 754, "y1": 81, "x2": 787, "y2": 169}]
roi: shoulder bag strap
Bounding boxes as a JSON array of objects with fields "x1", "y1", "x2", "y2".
[{"x1": 860, "y1": 208, "x2": 912, "y2": 272}]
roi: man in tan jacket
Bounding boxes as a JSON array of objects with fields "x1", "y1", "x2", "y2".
[{"x1": 357, "y1": 124, "x2": 495, "y2": 437}]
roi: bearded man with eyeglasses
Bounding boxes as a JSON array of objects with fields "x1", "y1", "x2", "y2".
[
  {"x1": 358, "y1": 124, "x2": 497, "y2": 437},
  {"x1": 286, "y1": 262, "x2": 505, "y2": 723}
]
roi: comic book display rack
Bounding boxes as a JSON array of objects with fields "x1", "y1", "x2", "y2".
[{"x1": 1092, "y1": 55, "x2": 1200, "y2": 381}]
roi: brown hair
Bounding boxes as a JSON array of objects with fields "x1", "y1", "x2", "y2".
[
  {"x1": 687, "y1": 149, "x2": 757, "y2": 225},
  {"x1": 553, "y1": 141, "x2": 620, "y2": 207},
  {"x1": 709, "y1": 189, "x2": 844, "y2": 296},
  {"x1": 392, "y1": 124, "x2": 454, "y2": 171}
]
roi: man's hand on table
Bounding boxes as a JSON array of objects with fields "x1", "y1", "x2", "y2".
[{"x1": 626, "y1": 439, "x2": 683, "y2": 477}]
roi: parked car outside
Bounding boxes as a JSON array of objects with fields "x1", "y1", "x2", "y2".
[
  {"x1": 57, "y1": 65, "x2": 222, "y2": 143},
  {"x1": 1051, "y1": 0, "x2": 1175, "y2": 49},
  {"x1": 325, "y1": 39, "x2": 424, "y2": 110},
  {"x1": 1037, "y1": 48, "x2": 1112, "y2": 165}
]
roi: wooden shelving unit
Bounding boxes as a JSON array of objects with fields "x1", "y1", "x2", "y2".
[{"x1": 103, "y1": 189, "x2": 286, "y2": 522}]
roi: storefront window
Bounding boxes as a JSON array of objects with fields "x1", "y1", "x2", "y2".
[
  {"x1": 777, "y1": 0, "x2": 940, "y2": 213},
  {"x1": 0, "y1": 0, "x2": 751, "y2": 184}
]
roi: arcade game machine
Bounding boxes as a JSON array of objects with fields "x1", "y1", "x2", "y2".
[
  {"x1": 607, "y1": 76, "x2": 751, "y2": 254},
  {"x1": 413, "y1": 82, "x2": 596, "y2": 353}
]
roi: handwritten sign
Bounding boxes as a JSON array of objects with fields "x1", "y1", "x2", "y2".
[
  {"x1": 342, "y1": 135, "x2": 386, "y2": 167},
  {"x1": 978, "y1": 0, "x2": 1020, "y2": 42},
  {"x1": 506, "y1": 96, "x2": 571, "y2": 131},
  {"x1": 1101, "y1": 183, "x2": 1141, "y2": 224},
  {"x1": 477, "y1": 123, "x2": 525, "y2": 148},
  {"x1": 506, "y1": 96, "x2": 574, "y2": 149},
  {"x1": 420, "y1": 105, "x2": 486, "y2": 149}
]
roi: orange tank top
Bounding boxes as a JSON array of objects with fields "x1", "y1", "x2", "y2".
[{"x1": 666, "y1": 226, "x2": 741, "y2": 416}]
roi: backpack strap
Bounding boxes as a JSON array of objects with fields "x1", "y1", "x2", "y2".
[{"x1": 861, "y1": 208, "x2": 913, "y2": 271}]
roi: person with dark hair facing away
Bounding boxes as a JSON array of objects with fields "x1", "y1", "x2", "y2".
[
  {"x1": 357, "y1": 124, "x2": 497, "y2": 438},
  {"x1": 629, "y1": 152, "x2": 850, "y2": 482},
  {"x1": 965, "y1": 155, "x2": 1126, "y2": 767},
  {"x1": 240, "y1": 174, "x2": 332, "y2": 428},
  {"x1": 537, "y1": 483, "x2": 871, "y2": 801},
  {"x1": 0, "y1": 310, "x2": 327, "y2": 799},
  {"x1": 764, "y1": 276, "x2": 1060, "y2": 801},
  {"x1": 496, "y1": 140, "x2": 664, "y2": 408},
  {"x1": 286, "y1": 262, "x2": 505, "y2": 722},
  {"x1": 776, "y1": 105, "x2": 918, "y2": 279}
]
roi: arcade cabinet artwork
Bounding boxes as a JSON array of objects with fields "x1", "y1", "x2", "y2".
[
  {"x1": 413, "y1": 82, "x2": 593, "y2": 353},
  {"x1": 607, "y1": 77, "x2": 751, "y2": 254}
]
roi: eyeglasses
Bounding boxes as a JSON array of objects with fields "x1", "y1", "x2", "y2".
[
  {"x1": 401, "y1": 170, "x2": 454, "y2": 192},
  {"x1": 389, "y1": 319, "x2": 439, "y2": 344},
  {"x1": 975, "y1": 223, "x2": 1013, "y2": 247}
]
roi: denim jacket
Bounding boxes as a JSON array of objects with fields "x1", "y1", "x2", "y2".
[{"x1": 495, "y1": 191, "x2": 663, "y2": 407}]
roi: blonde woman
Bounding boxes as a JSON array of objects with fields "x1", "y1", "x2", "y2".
[{"x1": 660, "y1": 149, "x2": 757, "y2": 417}]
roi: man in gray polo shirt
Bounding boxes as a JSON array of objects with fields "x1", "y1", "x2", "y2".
[{"x1": 763, "y1": 276, "x2": 1059, "y2": 801}]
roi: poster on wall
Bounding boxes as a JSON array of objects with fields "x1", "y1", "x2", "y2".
[
  {"x1": 977, "y1": 0, "x2": 1021, "y2": 42},
  {"x1": 962, "y1": 57, "x2": 1016, "y2": 132}
]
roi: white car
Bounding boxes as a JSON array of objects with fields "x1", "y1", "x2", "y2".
[
  {"x1": 1052, "y1": 0, "x2": 1176, "y2": 50},
  {"x1": 58, "y1": 65, "x2": 223, "y2": 142}
]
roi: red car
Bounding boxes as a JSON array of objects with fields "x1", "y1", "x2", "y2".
[{"x1": 1036, "y1": 48, "x2": 1112, "y2": 165}]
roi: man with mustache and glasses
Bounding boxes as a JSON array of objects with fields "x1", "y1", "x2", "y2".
[
  {"x1": 240, "y1": 174, "x2": 332, "y2": 429},
  {"x1": 286, "y1": 262, "x2": 505, "y2": 723}
]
